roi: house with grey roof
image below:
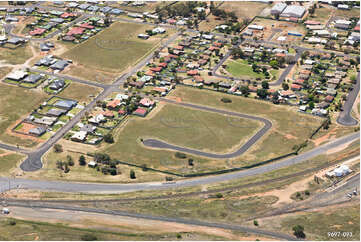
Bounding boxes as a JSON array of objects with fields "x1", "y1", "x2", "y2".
[
  {"x1": 29, "y1": 126, "x2": 46, "y2": 136},
  {"x1": 23, "y1": 74, "x2": 42, "y2": 84},
  {"x1": 46, "y1": 108, "x2": 67, "y2": 117},
  {"x1": 49, "y1": 79, "x2": 65, "y2": 90},
  {"x1": 50, "y1": 60, "x2": 69, "y2": 71},
  {"x1": 54, "y1": 99, "x2": 77, "y2": 110}
]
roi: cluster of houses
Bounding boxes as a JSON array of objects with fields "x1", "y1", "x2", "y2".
[
  {"x1": 34, "y1": 55, "x2": 71, "y2": 72},
  {"x1": 68, "y1": 94, "x2": 156, "y2": 144},
  {"x1": 303, "y1": 17, "x2": 360, "y2": 50},
  {"x1": 128, "y1": 33, "x2": 227, "y2": 93},
  {"x1": 4, "y1": 69, "x2": 46, "y2": 88},
  {"x1": 61, "y1": 17, "x2": 106, "y2": 43},
  {"x1": 25, "y1": 9, "x2": 78, "y2": 37},
  {"x1": 13, "y1": 97, "x2": 79, "y2": 137},
  {"x1": 138, "y1": 27, "x2": 166, "y2": 40}
]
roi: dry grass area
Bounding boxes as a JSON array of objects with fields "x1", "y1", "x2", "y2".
[
  {"x1": 57, "y1": 82, "x2": 102, "y2": 105},
  {"x1": 219, "y1": 1, "x2": 270, "y2": 20}
]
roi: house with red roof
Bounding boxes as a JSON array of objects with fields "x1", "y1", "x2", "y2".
[
  {"x1": 30, "y1": 28, "x2": 46, "y2": 36},
  {"x1": 139, "y1": 98, "x2": 155, "y2": 107},
  {"x1": 153, "y1": 87, "x2": 167, "y2": 93},
  {"x1": 354, "y1": 25, "x2": 360, "y2": 32},
  {"x1": 291, "y1": 83, "x2": 302, "y2": 91},
  {"x1": 324, "y1": 95, "x2": 334, "y2": 103},
  {"x1": 150, "y1": 66, "x2": 162, "y2": 72},
  {"x1": 102, "y1": 110, "x2": 115, "y2": 118},
  {"x1": 213, "y1": 42, "x2": 223, "y2": 47},
  {"x1": 79, "y1": 23, "x2": 94, "y2": 29},
  {"x1": 209, "y1": 46, "x2": 220, "y2": 51},
  {"x1": 293, "y1": 79, "x2": 305, "y2": 85},
  {"x1": 61, "y1": 12, "x2": 77, "y2": 18},
  {"x1": 194, "y1": 75, "x2": 204, "y2": 83},
  {"x1": 173, "y1": 45, "x2": 184, "y2": 50},
  {"x1": 187, "y1": 70, "x2": 198, "y2": 76},
  {"x1": 118, "y1": 109, "x2": 126, "y2": 115},
  {"x1": 304, "y1": 20, "x2": 321, "y2": 25},
  {"x1": 133, "y1": 107, "x2": 147, "y2": 117},
  {"x1": 107, "y1": 99, "x2": 120, "y2": 109},
  {"x1": 248, "y1": 86, "x2": 258, "y2": 92},
  {"x1": 67, "y1": 27, "x2": 85, "y2": 36},
  {"x1": 280, "y1": 90, "x2": 294, "y2": 97},
  {"x1": 145, "y1": 70, "x2": 155, "y2": 76},
  {"x1": 158, "y1": 62, "x2": 167, "y2": 68},
  {"x1": 167, "y1": 19, "x2": 176, "y2": 24}
]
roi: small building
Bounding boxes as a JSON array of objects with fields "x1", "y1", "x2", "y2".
[
  {"x1": 248, "y1": 25, "x2": 264, "y2": 30},
  {"x1": 133, "y1": 107, "x2": 147, "y2": 117},
  {"x1": 138, "y1": 34, "x2": 149, "y2": 39},
  {"x1": 287, "y1": 31, "x2": 302, "y2": 37},
  {"x1": 337, "y1": 4, "x2": 349, "y2": 10},
  {"x1": 88, "y1": 161, "x2": 97, "y2": 168},
  {"x1": 271, "y1": 2, "x2": 287, "y2": 15}
]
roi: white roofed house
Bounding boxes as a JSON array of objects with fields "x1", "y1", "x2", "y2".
[
  {"x1": 152, "y1": 27, "x2": 166, "y2": 34},
  {"x1": 71, "y1": 131, "x2": 87, "y2": 142},
  {"x1": 6, "y1": 70, "x2": 28, "y2": 81},
  {"x1": 248, "y1": 25, "x2": 264, "y2": 30},
  {"x1": 334, "y1": 19, "x2": 352, "y2": 29}
]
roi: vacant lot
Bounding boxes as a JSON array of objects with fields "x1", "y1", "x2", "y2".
[
  {"x1": 169, "y1": 86, "x2": 324, "y2": 164},
  {"x1": 0, "y1": 83, "x2": 48, "y2": 147},
  {"x1": 219, "y1": 1, "x2": 269, "y2": 20},
  {"x1": 0, "y1": 151, "x2": 25, "y2": 175},
  {"x1": 62, "y1": 21, "x2": 165, "y2": 80},
  {"x1": 0, "y1": 45, "x2": 33, "y2": 65},
  {"x1": 57, "y1": 82, "x2": 102, "y2": 105}
]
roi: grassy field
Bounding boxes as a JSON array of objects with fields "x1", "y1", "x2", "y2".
[
  {"x1": 0, "y1": 67, "x2": 12, "y2": 80},
  {"x1": 219, "y1": 1, "x2": 269, "y2": 20},
  {"x1": 0, "y1": 217, "x2": 230, "y2": 241},
  {"x1": 0, "y1": 83, "x2": 48, "y2": 147},
  {"x1": 0, "y1": 45, "x2": 33, "y2": 65},
  {"x1": 61, "y1": 21, "x2": 164, "y2": 76},
  {"x1": 225, "y1": 59, "x2": 266, "y2": 79},
  {"x1": 169, "y1": 86, "x2": 324, "y2": 164},
  {"x1": 57, "y1": 82, "x2": 102, "y2": 105},
  {"x1": 101, "y1": 103, "x2": 262, "y2": 171},
  {"x1": 0, "y1": 152, "x2": 25, "y2": 175},
  {"x1": 273, "y1": 205, "x2": 359, "y2": 241}
]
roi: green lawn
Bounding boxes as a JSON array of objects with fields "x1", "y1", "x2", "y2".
[
  {"x1": 61, "y1": 21, "x2": 163, "y2": 73},
  {"x1": 0, "y1": 83, "x2": 48, "y2": 147},
  {"x1": 226, "y1": 59, "x2": 266, "y2": 79},
  {"x1": 169, "y1": 86, "x2": 325, "y2": 164}
]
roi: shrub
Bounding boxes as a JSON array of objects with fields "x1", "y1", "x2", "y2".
[
  {"x1": 81, "y1": 234, "x2": 97, "y2": 241},
  {"x1": 216, "y1": 193, "x2": 223, "y2": 198},
  {"x1": 104, "y1": 133, "x2": 114, "y2": 143},
  {"x1": 176, "y1": 234, "x2": 182, "y2": 239},
  {"x1": 66, "y1": 155, "x2": 74, "y2": 166},
  {"x1": 165, "y1": 176, "x2": 174, "y2": 181},
  {"x1": 220, "y1": 97, "x2": 232, "y2": 103},
  {"x1": 175, "y1": 152, "x2": 187, "y2": 159},
  {"x1": 296, "y1": 192, "x2": 301, "y2": 198},
  {"x1": 305, "y1": 190, "x2": 310, "y2": 196},
  {"x1": 130, "y1": 170, "x2": 136, "y2": 179},
  {"x1": 79, "y1": 155, "x2": 86, "y2": 166},
  {"x1": 8, "y1": 220, "x2": 16, "y2": 226},
  {"x1": 253, "y1": 220, "x2": 259, "y2": 226},
  {"x1": 188, "y1": 158, "x2": 194, "y2": 166},
  {"x1": 292, "y1": 225, "x2": 306, "y2": 238},
  {"x1": 53, "y1": 144, "x2": 63, "y2": 153}
]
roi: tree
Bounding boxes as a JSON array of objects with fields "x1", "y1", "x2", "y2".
[
  {"x1": 188, "y1": 158, "x2": 194, "y2": 166},
  {"x1": 104, "y1": 133, "x2": 114, "y2": 143},
  {"x1": 292, "y1": 225, "x2": 306, "y2": 238},
  {"x1": 81, "y1": 234, "x2": 98, "y2": 241},
  {"x1": 130, "y1": 170, "x2": 136, "y2": 179},
  {"x1": 308, "y1": 101, "x2": 315, "y2": 109},
  {"x1": 254, "y1": 220, "x2": 259, "y2": 226},
  {"x1": 272, "y1": 91, "x2": 279, "y2": 104},
  {"x1": 240, "y1": 85, "x2": 250, "y2": 96},
  {"x1": 269, "y1": 59, "x2": 279, "y2": 69},
  {"x1": 350, "y1": 74, "x2": 357, "y2": 84},
  {"x1": 67, "y1": 155, "x2": 74, "y2": 166},
  {"x1": 79, "y1": 155, "x2": 86, "y2": 166},
  {"x1": 257, "y1": 89, "x2": 268, "y2": 99},
  {"x1": 53, "y1": 144, "x2": 63, "y2": 153},
  {"x1": 261, "y1": 81, "x2": 269, "y2": 89},
  {"x1": 282, "y1": 82, "x2": 289, "y2": 90}
]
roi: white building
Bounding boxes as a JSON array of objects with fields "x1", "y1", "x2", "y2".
[
  {"x1": 281, "y1": 5, "x2": 306, "y2": 18},
  {"x1": 248, "y1": 24, "x2": 264, "y2": 30},
  {"x1": 271, "y1": 2, "x2": 287, "y2": 15}
]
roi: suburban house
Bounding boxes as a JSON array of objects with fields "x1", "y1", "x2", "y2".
[
  {"x1": 133, "y1": 107, "x2": 147, "y2": 117},
  {"x1": 23, "y1": 74, "x2": 42, "y2": 84},
  {"x1": 7, "y1": 70, "x2": 28, "y2": 81},
  {"x1": 29, "y1": 126, "x2": 46, "y2": 136},
  {"x1": 71, "y1": 131, "x2": 87, "y2": 142},
  {"x1": 49, "y1": 79, "x2": 65, "y2": 90},
  {"x1": 54, "y1": 99, "x2": 77, "y2": 110},
  {"x1": 139, "y1": 98, "x2": 155, "y2": 107}
]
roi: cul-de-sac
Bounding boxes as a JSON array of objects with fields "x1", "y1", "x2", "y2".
[{"x1": 0, "y1": 1, "x2": 359, "y2": 241}]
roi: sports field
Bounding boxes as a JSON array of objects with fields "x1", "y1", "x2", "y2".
[
  {"x1": 168, "y1": 86, "x2": 324, "y2": 164},
  {"x1": 62, "y1": 21, "x2": 166, "y2": 77}
]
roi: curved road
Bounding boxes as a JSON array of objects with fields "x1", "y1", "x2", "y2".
[
  {"x1": 143, "y1": 98, "x2": 272, "y2": 159},
  {"x1": 1, "y1": 131, "x2": 358, "y2": 193},
  {"x1": 337, "y1": 72, "x2": 360, "y2": 126}
]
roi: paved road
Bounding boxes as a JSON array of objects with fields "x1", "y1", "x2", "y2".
[
  {"x1": 337, "y1": 72, "x2": 360, "y2": 126},
  {"x1": 5, "y1": 202, "x2": 297, "y2": 241},
  {"x1": 1, "y1": 132, "x2": 358, "y2": 193},
  {"x1": 18, "y1": 31, "x2": 180, "y2": 172},
  {"x1": 28, "y1": 68, "x2": 109, "y2": 89},
  {"x1": 0, "y1": 142, "x2": 29, "y2": 154},
  {"x1": 143, "y1": 98, "x2": 272, "y2": 159}
]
